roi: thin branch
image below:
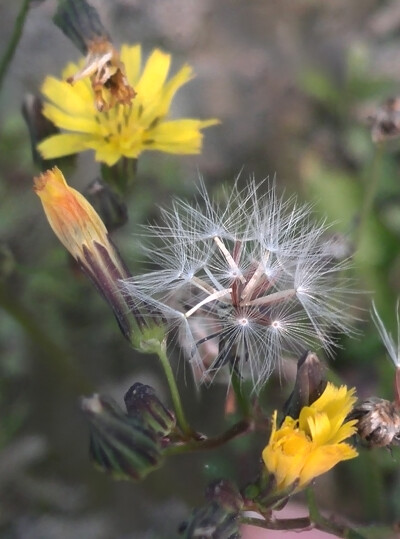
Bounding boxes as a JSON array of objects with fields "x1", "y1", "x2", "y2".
[
  {"x1": 0, "y1": 0, "x2": 31, "y2": 95},
  {"x1": 164, "y1": 419, "x2": 250, "y2": 455}
]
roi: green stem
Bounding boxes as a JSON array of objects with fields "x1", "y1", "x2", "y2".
[
  {"x1": 164, "y1": 419, "x2": 250, "y2": 456},
  {"x1": 0, "y1": 283, "x2": 92, "y2": 394},
  {"x1": 231, "y1": 370, "x2": 251, "y2": 419},
  {"x1": 156, "y1": 341, "x2": 193, "y2": 438},
  {"x1": 100, "y1": 158, "x2": 138, "y2": 196},
  {"x1": 0, "y1": 0, "x2": 31, "y2": 95},
  {"x1": 306, "y1": 487, "x2": 320, "y2": 522},
  {"x1": 306, "y1": 488, "x2": 367, "y2": 539},
  {"x1": 355, "y1": 143, "x2": 384, "y2": 248}
]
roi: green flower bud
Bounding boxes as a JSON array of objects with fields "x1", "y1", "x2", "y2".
[
  {"x1": 53, "y1": 0, "x2": 110, "y2": 54},
  {"x1": 22, "y1": 94, "x2": 75, "y2": 170},
  {"x1": 84, "y1": 179, "x2": 127, "y2": 232},
  {"x1": 179, "y1": 480, "x2": 242, "y2": 538},
  {"x1": 81, "y1": 394, "x2": 163, "y2": 481},
  {"x1": 124, "y1": 383, "x2": 175, "y2": 438}
]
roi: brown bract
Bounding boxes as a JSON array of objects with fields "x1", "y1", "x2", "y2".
[
  {"x1": 350, "y1": 397, "x2": 400, "y2": 448},
  {"x1": 370, "y1": 97, "x2": 400, "y2": 143},
  {"x1": 66, "y1": 37, "x2": 136, "y2": 111}
]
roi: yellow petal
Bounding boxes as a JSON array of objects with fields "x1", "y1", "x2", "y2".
[
  {"x1": 263, "y1": 428, "x2": 311, "y2": 490},
  {"x1": 62, "y1": 62, "x2": 81, "y2": 81},
  {"x1": 329, "y1": 419, "x2": 358, "y2": 444},
  {"x1": 120, "y1": 44, "x2": 142, "y2": 86},
  {"x1": 136, "y1": 49, "x2": 171, "y2": 104},
  {"x1": 303, "y1": 411, "x2": 332, "y2": 445},
  {"x1": 158, "y1": 64, "x2": 194, "y2": 113},
  {"x1": 299, "y1": 444, "x2": 358, "y2": 487},
  {"x1": 38, "y1": 133, "x2": 91, "y2": 159},
  {"x1": 94, "y1": 146, "x2": 126, "y2": 167},
  {"x1": 41, "y1": 76, "x2": 93, "y2": 115},
  {"x1": 139, "y1": 64, "x2": 194, "y2": 125},
  {"x1": 42, "y1": 103, "x2": 100, "y2": 134},
  {"x1": 147, "y1": 118, "x2": 219, "y2": 153}
]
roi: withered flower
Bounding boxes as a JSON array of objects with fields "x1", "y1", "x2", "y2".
[
  {"x1": 67, "y1": 36, "x2": 136, "y2": 112},
  {"x1": 54, "y1": 0, "x2": 135, "y2": 111},
  {"x1": 370, "y1": 97, "x2": 400, "y2": 144},
  {"x1": 350, "y1": 397, "x2": 400, "y2": 448}
]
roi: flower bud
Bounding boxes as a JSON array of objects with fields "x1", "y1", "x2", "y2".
[
  {"x1": 124, "y1": 383, "x2": 175, "y2": 438},
  {"x1": 179, "y1": 480, "x2": 242, "y2": 538},
  {"x1": 53, "y1": 0, "x2": 110, "y2": 54},
  {"x1": 283, "y1": 350, "x2": 327, "y2": 420},
  {"x1": 81, "y1": 394, "x2": 163, "y2": 481},
  {"x1": 22, "y1": 94, "x2": 75, "y2": 170},
  {"x1": 33, "y1": 167, "x2": 145, "y2": 341},
  {"x1": 84, "y1": 178, "x2": 128, "y2": 232}
]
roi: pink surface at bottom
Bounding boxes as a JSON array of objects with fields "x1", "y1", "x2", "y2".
[{"x1": 241, "y1": 503, "x2": 335, "y2": 538}]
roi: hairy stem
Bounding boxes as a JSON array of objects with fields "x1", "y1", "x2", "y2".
[{"x1": 0, "y1": 0, "x2": 31, "y2": 94}]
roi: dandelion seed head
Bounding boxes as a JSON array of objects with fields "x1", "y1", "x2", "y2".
[{"x1": 121, "y1": 179, "x2": 357, "y2": 389}]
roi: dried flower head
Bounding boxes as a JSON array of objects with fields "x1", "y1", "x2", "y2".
[
  {"x1": 38, "y1": 45, "x2": 219, "y2": 166},
  {"x1": 122, "y1": 180, "x2": 356, "y2": 389},
  {"x1": 350, "y1": 397, "x2": 400, "y2": 448},
  {"x1": 67, "y1": 36, "x2": 136, "y2": 112},
  {"x1": 370, "y1": 97, "x2": 400, "y2": 144},
  {"x1": 53, "y1": 0, "x2": 134, "y2": 111}
]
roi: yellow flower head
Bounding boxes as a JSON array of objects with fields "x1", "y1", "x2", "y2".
[
  {"x1": 38, "y1": 44, "x2": 219, "y2": 166},
  {"x1": 262, "y1": 383, "x2": 358, "y2": 492}
]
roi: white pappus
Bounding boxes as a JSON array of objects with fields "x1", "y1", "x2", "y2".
[
  {"x1": 122, "y1": 178, "x2": 357, "y2": 391},
  {"x1": 372, "y1": 300, "x2": 400, "y2": 368}
]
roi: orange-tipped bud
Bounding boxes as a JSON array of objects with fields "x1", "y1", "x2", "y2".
[
  {"x1": 34, "y1": 167, "x2": 111, "y2": 261},
  {"x1": 33, "y1": 167, "x2": 142, "y2": 340}
]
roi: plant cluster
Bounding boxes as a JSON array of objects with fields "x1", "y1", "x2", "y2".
[{"x1": 2, "y1": 0, "x2": 400, "y2": 537}]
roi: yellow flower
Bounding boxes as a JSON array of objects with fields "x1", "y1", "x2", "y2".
[
  {"x1": 262, "y1": 383, "x2": 358, "y2": 492},
  {"x1": 38, "y1": 45, "x2": 219, "y2": 166}
]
